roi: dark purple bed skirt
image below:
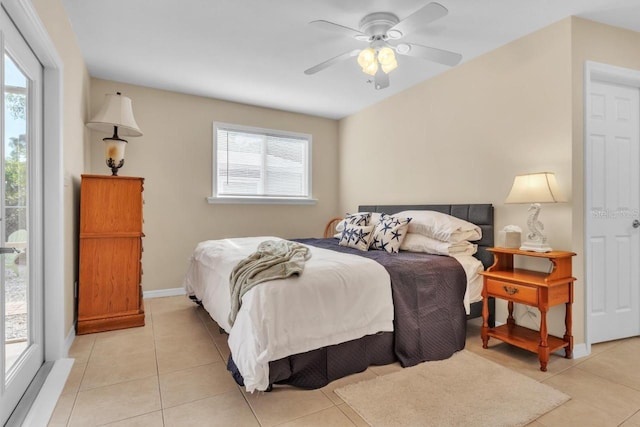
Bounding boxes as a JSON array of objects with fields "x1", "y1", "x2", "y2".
[
  {"x1": 228, "y1": 331, "x2": 397, "y2": 389},
  {"x1": 226, "y1": 299, "x2": 494, "y2": 390}
]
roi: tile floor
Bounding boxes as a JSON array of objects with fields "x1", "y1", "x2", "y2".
[{"x1": 48, "y1": 296, "x2": 640, "y2": 426}]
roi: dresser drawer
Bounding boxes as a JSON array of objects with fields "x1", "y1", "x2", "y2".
[{"x1": 486, "y1": 279, "x2": 538, "y2": 305}]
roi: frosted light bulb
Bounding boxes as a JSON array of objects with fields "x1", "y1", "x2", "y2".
[
  {"x1": 357, "y1": 48, "x2": 376, "y2": 69},
  {"x1": 377, "y1": 47, "x2": 396, "y2": 65}
]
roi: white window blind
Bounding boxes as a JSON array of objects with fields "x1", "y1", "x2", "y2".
[{"x1": 213, "y1": 123, "x2": 313, "y2": 203}]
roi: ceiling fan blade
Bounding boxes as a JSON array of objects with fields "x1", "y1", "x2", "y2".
[
  {"x1": 310, "y1": 20, "x2": 368, "y2": 40},
  {"x1": 304, "y1": 49, "x2": 361, "y2": 75},
  {"x1": 387, "y1": 2, "x2": 448, "y2": 38},
  {"x1": 400, "y1": 43, "x2": 462, "y2": 67},
  {"x1": 374, "y1": 68, "x2": 389, "y2": 90}
]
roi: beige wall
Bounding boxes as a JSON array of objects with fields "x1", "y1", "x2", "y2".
[
  {"x1": 32, "y1": 0, "x2": 91, "y2": 335},
  {"x1": 88, "y1": 79, "x2": 339, "y2": 292},
  {"x1": 339, "y1": 19, "x2": 576, "y2": 339}
]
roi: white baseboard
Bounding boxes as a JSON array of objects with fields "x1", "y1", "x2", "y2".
[
  {"x1": 143, "y1": 287, "x2": 186, "y2": 299},
  {"x1": 551, "y1": 342, "x2": 588, "y2": 359},
  {"x1": 570, "y1": 343, "x2": 589, "y2": 359},
  {"x1": 64, "y1": 324, "x2": 75, "y2": 357},
  {"x1": 23, "y1": 358, "x2": 74, "y2": 427}
]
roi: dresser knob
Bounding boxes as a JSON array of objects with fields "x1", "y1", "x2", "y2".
[{"x1": 503, "y1": 285, "x2": 519, "y2": 295}]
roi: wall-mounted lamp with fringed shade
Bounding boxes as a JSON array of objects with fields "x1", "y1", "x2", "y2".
[
  {"x1": 86, "y1": 92, "x2": 143, "y2": 176},
  {"x1": 505, "y1": 172, "x2": 566, "y2": 252}
]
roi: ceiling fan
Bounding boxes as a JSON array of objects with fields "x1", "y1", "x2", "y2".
[{"x1": 304, "y1": 2, "x2": 462, "y2": 90}]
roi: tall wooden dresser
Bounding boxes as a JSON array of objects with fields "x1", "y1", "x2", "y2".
[{"x1": 77, "y1": 174, "x2": 145, "y2": 334}]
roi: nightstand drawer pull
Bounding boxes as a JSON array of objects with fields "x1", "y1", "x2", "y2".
[{"x1": 502, "y1": 285, "x2": 519, "y2": 295}]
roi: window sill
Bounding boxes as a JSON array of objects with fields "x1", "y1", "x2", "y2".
[{"x1": 207, "y1": 196, "x2": 317, "y2": 206}]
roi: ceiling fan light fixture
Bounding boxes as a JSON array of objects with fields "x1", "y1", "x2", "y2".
[
  {"x1": 377, "y1": 47, "x2": 397, "y2": 74},
  {"x1": 305, "y1": 3, "x2": 461, "y2": 88},
  {"x1": 357, "y1": 47, "x2": 375, "y2": 67},
  {"x1": 358, "y1": 48, "x2": 379, "y2": 75},
  {"x1": 377, "y1": 47, "x2": 395, "y2": 64},
  {"x1": 381, "y1": 58, "x2": 398, "y2": 74},
  {"x1": 362, "y1": 61, "x2": 379, "y2": 76}
]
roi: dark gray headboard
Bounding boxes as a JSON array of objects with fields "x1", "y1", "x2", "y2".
[{"x1": 358, "y1": 204, "x2": 494, "y2": 269}]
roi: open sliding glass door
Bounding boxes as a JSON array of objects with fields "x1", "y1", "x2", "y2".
[{"x1": 0, "y1": 5, "x2": 44, "y2": 424}]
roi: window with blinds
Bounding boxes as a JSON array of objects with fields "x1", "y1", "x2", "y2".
[{"x1": 212, "y1": 122, "x2": 313, "y2": 203}]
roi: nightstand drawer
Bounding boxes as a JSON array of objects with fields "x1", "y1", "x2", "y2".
[{"x1": 486, "y1": 279, "x2": 538, "y2": 305}]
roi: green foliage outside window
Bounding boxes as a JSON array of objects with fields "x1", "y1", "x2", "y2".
[{"x1": 5, "y1": 92, "x2": 27, "y2": 237}]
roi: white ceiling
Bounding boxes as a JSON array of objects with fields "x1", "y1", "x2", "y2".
[{"x1": 61, "y1": 0, "x2": 640, "y2": 120}]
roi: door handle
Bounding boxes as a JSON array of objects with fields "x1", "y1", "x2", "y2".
[
  {"x1": 0, "y1": 247, "x2": 20, "y2": 254},
  {"x1": 634, "y1": 219, "x2": 640, "y2": 229}
]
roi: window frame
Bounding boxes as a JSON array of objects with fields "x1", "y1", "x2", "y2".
[{"x1": 208, "y1": 122, "x2": 316, "y2": 205}]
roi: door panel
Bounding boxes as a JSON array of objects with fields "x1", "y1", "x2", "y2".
[
  {"x1": 587, "y1": 80, "x2": 640, "y2": 343},
  {"x1": 0, "y1": 7, "x2": 43, "y2": 424}
]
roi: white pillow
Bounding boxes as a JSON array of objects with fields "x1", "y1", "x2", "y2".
[
  {"x1": 371, "y1": 215, "x2": 412, "y2": 254},
  {"x1": 396, "y1": 210, "x2": 481, "y2": 243},
  {"x1": 339, "y1": 224, "x2": 375, "y2": 251},
  {"x1": 400, "y1": 233, "x2": 478, "y2": 256}
]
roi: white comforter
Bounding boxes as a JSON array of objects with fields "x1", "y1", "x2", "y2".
[
  {"x1": 183, "y1": 237, "x2": 394, "y2": 392},
  {"x1": 454, "y1": 254, "x2": 484, "y2": 313}
]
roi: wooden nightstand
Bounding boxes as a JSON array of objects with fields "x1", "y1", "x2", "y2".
[{"x1": 480, "y1": 247, "x2": 576, "y2": 371}]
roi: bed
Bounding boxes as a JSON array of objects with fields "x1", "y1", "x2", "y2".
[{"x1": 184, "y1": 203, "x2": 494, "y2": 391}]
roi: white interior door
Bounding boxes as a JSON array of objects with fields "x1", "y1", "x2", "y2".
[
  {"x1": 0, "y1": 7, "x2": 44, "y2": 424},
  {"x1": 586, "y1": 73, "x2": 640, "y2": 344}
]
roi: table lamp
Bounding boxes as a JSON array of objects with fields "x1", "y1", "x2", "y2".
[
  {"x1": 504, "y1": 172, "x2": 565, "y2": 252},
  {"x1": 86, "y1": 92, "x2": 142, "y2": 176}
]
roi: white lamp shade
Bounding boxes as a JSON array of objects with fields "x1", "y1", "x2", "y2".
[
  {"x1": 357, "y1": 48, "x2": 375, "y2": 68},
  {"x1": 358, "y1": 48, "x2": 379, "y2": 76},
  {"x1": 381, "y1": 58, "x2": 398, "y2": 73},
  {"x1": 505, "y1": 172, "x2": 566, "y2": 204},
  {"x1": 377, "y1": 47, "x2": 395, "y2": 66},
  {"x1": 87, "y1": 93, "x2": 143, "y2": 137}
]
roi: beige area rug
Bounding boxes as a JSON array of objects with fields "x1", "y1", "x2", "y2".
[{"x1": 335, "y1": 350, "x2": 570, "y2": 427}]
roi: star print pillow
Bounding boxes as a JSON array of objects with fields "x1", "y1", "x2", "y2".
[
  {"x1": 335, "y1": 212, "x2": 372, "y2": 235},
  {"x1": 370, "y1": 215, "x2": 412, "y2": 254},
  {"x1": 339, "y1": 224, "x2": 375, "y2": 251}
]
